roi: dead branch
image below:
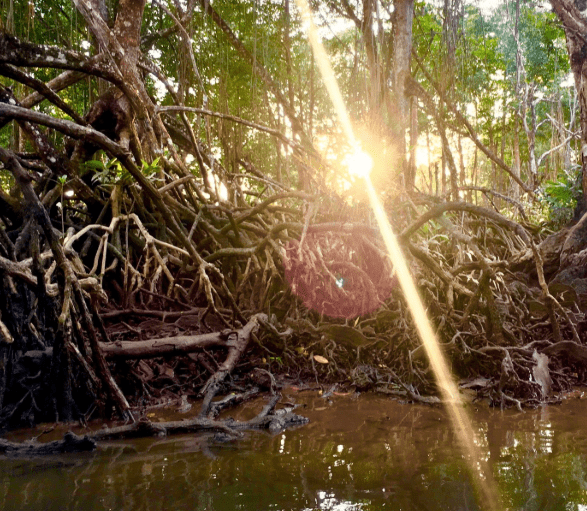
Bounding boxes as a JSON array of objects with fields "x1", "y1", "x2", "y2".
[{"x1": 100, "y1": 313, "x2": 266, "y2": 360}]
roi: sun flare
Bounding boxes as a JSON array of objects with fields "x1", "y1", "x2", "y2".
[
  {"x1": 295, "y1": 0, "x2": 503, "y2": 509},
  {"x1": 345, "y1": 146, "x2": 373, "y2": 179}
]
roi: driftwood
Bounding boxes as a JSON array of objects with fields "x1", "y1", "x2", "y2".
[
  {"x1": 90, "y1": 401, "x2": 309, "y2": 441},
  {"x1": 0, "y1": 405, "x2": 308, "y2": 457},
  {"x1": 85, "y1": 313, "x2": 311, "y2": 443},
  {"x1": 0, "y1": 432, "x2": 96, "y2": 456},
  {"x1": 0, "y1": 382, "x2": 308, "y2": 456},
  {"x1": 99, "y1": 313, "x2": 266, "y2": 360}
]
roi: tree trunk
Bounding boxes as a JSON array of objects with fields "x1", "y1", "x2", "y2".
[
  {"x1": 524, "y1": 85, "x2": 539, "y2": 189},
  {"x1": 409, "y1": 95, "x2": 418, "y2": 189},
  {"x1": 339, "y1": 0, "x2": 385, "y2": 124},
  {"x1": 550, "y1": 0, "x2": 587, "y2": 213},
  {"x1": 512, "y1": 113, "x2": 522, "y2": 198},
  {"x1": 512, "y1": 0, "x2": 523, "y2": 200},
  {"x1": 391, "y1": 0, "x2": 414, "y2": 189}
]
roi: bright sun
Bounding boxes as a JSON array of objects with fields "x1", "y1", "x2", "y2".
[{"x1": 344, "y1": 146, "x2": 373, "y2": 179}]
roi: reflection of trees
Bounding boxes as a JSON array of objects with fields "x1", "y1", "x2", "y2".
[
  {"x1": 487, "y1": 406, "x2": 587, "y2": 511},
  {"x1": 3, "y1": 398, "x2": 587, "y2": 510}
]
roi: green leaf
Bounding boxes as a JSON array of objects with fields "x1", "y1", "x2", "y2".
[{"x1": 83, "y1": 160, "x2": 106, "y2": 171}]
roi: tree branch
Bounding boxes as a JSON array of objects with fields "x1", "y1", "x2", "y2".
[
  {"x1": 408, "y1": 54, "x2": 534, "y2": 196},
  {"x1": 0, "y1": 33, "x2": 121, "y2": 84}
]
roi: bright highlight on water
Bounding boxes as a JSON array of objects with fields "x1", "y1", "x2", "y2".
[{"x1": 294, "y1": 1, "x2": 503, "y2": 509}]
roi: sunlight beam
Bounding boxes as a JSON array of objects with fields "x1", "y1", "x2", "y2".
[
  {"x1": 296, "y1": 2, "x2": 356, "y2": 147},
  {"x1": 294, "y1": 1, "x2": 503, "y2": 509}
]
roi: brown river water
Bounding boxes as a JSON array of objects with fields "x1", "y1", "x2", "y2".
[{"x1": 2, "y1": 389, "x2": 587, "y2": 511}]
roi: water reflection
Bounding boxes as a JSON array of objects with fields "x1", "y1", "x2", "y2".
[{"x1": 2, "y1": 393, "x2": 587, "y2": 510}]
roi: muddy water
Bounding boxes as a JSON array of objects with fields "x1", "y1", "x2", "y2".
[{"x1": 2, "y1": 391, "x2": 587, "y2": 511}]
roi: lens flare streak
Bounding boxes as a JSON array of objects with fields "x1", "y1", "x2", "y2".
[{"x1": 294, "y1": 1, "x2": 503, "y2": 509}]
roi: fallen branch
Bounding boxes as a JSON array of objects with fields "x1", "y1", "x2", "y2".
[
  {"x1": 100, "y1": 313, "x2": 266, "y2": 360},
  {"x1": 89, "y1": 403, "x2": 309, "y2": 441},
  {"x1": 0, "y1": 432, "x2": 96, "y2": 455}
]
